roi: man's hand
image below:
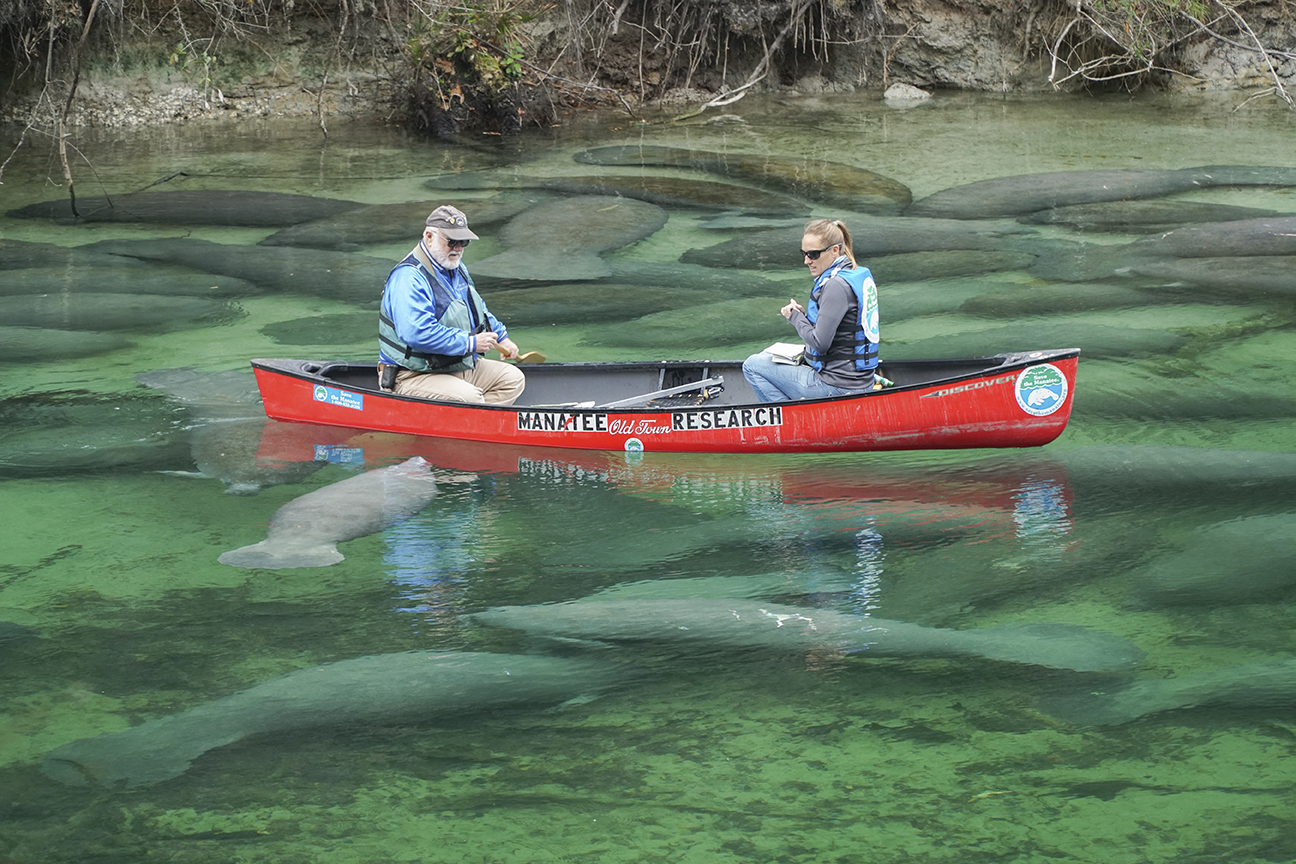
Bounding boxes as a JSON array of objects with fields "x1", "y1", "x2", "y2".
[
  {"x1": 473, "y1": 331, "x2": 499, "y2": 354},
  {"x1": 497, "y1": 337, "x2": 520, "y2": 360}
]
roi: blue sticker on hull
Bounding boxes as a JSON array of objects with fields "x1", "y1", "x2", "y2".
[{"x1": 313, "y1": 384, "x2": 364, "y2": 411}]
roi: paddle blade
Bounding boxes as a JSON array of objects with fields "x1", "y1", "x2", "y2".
[{"x1": 515, "y1": 351, "x2": 546, "y2": 364}]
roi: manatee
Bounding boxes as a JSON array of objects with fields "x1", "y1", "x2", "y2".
[
  {"x1": 961, "y1": 283, "x2": 1162, "y2": 317},
  {"x1": 468, "y1": 195, "x2": 669, "y2": 281},
  {"x1": 0, "y1": 239, "x2": 152, "y2": 270},
  {"x1": 1019, "y1": 199, "x2": 1285, "y2": 233},
  {"x1": 679, "y1": 217, "x2": 1033, "y2": 271},
  {"x1": 866, "y1": 250, "x2": 1037, "y2": 283},
  {"x1": 582, "y1": 297, "x2": 791, "y2": 348},
  {"x1": 425, "y1": 171, "x2": 809, "y2": 214},
  {"x1": 136, "y1": 367, "x2": 324, "y2": 495},
  {"x1": 258, "y1": 195, "x2": 547, "y2": 250},
  {"x1": 219, "y1": 456, "x2": 439, "y2": 568},
  {"x1": 0, "y1": 293, "x2": 242, "y2": 332},
  {"x1": 884, "y1": 321, "x2": 1183, "y2": 361},
  {"x1": 573, "y1": 145, "x2": 913, "y2": 214},
  {"x1": 906, "y1": 166, "x2": 1296, "y2": 220},
  {"x1": 0, "y1": 621, "x2": 40, "y2": 646},
  {"x1": 0, "y1": 326, "x2": 132, "y2": 363},
  {"x1": 1071, "y1": 360, "x2": 1296, "y2": 420},
  {"x1": 1128, "y1": 256, "x2": 1296, "y2": 295},
  {"x1": 1129, "y1": 216, "x2": 1296, "y2": 258},
  {"x1": 1040, "y1": 656, "x2": 1296, "y2": 726},
  {"x1": 1133, "y1": 514, "x2": 1296, "y2": 606},
  {"x1": 8, "y1": 189, "x2": 365, "y2": 226},
  {"x1": 42, "y1": 650, "x2": 626, "y2": 789},
  {"x1": 1022, "y1": 239, "x2": 1151, "y2": 282},
  {"x1": 483, "y1": 283, "x2": 716, "y2": 326},
  {"x1": 473, "y1": 598, "x2": 1145, "y2": 673},
  {"x1": 79, "y1": 238, "x2": 391, "y2": 303},
  {"x1": 0, "y1": 264, "x2": 261, "y2": 297},
  {"x1": 261, "y1": 312, "x2": 375, "y2": 345},
  {"x1": 0, "y1": 388, "x2": 193, "y2": 477}
]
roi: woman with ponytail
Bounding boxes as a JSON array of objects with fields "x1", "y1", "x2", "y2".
[{"x1": 742, "y1": 218, "x2": 881, "y2": 402}]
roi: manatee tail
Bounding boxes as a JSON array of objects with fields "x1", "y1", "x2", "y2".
[
  {"x1": 1038, "y1": 685, "x2": 1160, "y2": 726},
  {"x1": 959, "y1": 622, "x2": 1146, "y2": 673},
  {"x1": 218, "y1": 540, "x2": 343, "y2": 569},
  {"x1": 43, "y1": 716, "x2": 243, "y2": 789}
]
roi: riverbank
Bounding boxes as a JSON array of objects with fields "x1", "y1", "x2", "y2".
[{"x1": 1, "y1": 0, "x2": 1292, "y2": 131}]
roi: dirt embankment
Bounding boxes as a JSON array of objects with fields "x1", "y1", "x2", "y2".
[{"x1": 1, "y1": 0, "x2": 1291, "y2": 131}]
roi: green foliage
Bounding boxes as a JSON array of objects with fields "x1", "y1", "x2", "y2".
[{"x1": 407, "y1": 0, "x2": 544, "y2": 98}]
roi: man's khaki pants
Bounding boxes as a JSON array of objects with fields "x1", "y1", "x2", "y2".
[{"x1": 387, "y1": 359, "x2": 525, "y2": 405}]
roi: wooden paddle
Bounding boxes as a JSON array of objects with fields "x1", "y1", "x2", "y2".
[{"x1": 512, "y1": 350, "x2": 546, "y2": 364}]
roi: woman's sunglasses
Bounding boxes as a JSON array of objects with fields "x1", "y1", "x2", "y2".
[{"x1": 801, "y1": 245, "x2": 835, "y2": 260}]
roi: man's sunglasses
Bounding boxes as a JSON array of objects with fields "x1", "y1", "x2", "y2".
[
  {"x1": 447, "y1": 238, "x2": 471, "y2": 248},
  {"x1": 801, "y1": 245, "x2": 836, "y2": 260}
]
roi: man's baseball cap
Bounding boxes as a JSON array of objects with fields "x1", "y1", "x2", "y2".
[{"x1": 426, "y1": 205, "x2": 479, "y2": 240}]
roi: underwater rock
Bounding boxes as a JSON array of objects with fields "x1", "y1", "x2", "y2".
[
  {"x1": 0, "y1": 293, "x2": 242, "y2": 332},
  {"x1": 80, "y1": 238, "x2": 391, "y2": 303},
  {"x1": 1019, "y1": 199, "x2": 1285, "y2": 233},
  {"x1": 259, "y1": 195, "x2": 547, "y2": 250},
  {"x1": 473, "y1": 598, "x2": 1146, "y2": 673},
  {"x1": 42, "y1": 650, "x2": 626, "y2": 789},
  {"x1": 573, "y1": 145, "x2": 913, "y2": 214},
  {"x1": 468, "y1": 196, "x2": 669, "y2": 281},
  {"x1": 1133, "y1": 514, "x2": 1296, "y2": 606},
  {"x1": 219, "y1": 456, "x2": 438, "y2": 568},
  {"x1": 8, "y1": 189, "x2": 365, "y2": 226},
  {"x1": 425, "y1": 172, "x2": 809, "y2": 214}
]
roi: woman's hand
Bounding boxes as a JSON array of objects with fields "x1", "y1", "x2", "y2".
[{"x1": 781, "y1": 298, "x2": 804, "y2": 320}]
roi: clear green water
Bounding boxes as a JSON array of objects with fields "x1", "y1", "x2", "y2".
[{"x1": 2, "y1": 91, "x2": 1296, "y2": 863}]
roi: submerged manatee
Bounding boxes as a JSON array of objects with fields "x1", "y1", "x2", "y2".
[
  {"x1": 0, "y1": 293, "x2": 242, "y2": 332},
  {"x1": 8, "y1": 190, "x2": 365, "y2": 226},
  {"x1": 1133, "y1": 514, "x2": 1296, "y2": 606},
  {"x1": 259, "y1": 195, "x2": 546, "y2": 250},
  {"x1": 0, "y1": 264, "x2": 260, "y2": 298},
  {"x1": 425, "y1": 172, "x2": 809, "y2": 214},
  {"x1": 468, "y1": 195, "x2": 668, "y2": 281},
  {"x1": 574, "y1": 145, "x2": 913, "y2": 214},
  {"x1": 80, "y1": 238, "x2": 391, "y2": 303},
  {"x1": 680, "y1": 217, "x2": 1033, "y2": 271},
  {"x1": 0, "y1": 326, "x2": 132, "y2": 363},
  {"x1": 1128, "y1": 256, "x2": 1296, "y2": 295},
  {"x1": 473, "y1": 598, "x2": 1145, "y2": 673},
  {"x1": 0, "y1": 239, "x2": 152, "y2": 271},
  {"x1": 883, "y1": 321, "x2": 1183, "y2": 361},
  {"x1": 907, "y1": 165, "x2": 1296, "y2": 220},
  {"x1": 1041, "y1": 656, "x2": 1296, "y2": 726},
  {"x1": 1129, "y1": 216, "x2": 1296, "y2": 258},
  {"x1": 1019, "y1": 199, "x2": 1286, "y2": 233},
  {"x1": 42, "y1": 651, "x2": 626, "y2": 789},
  {"x1": 136, "y1": 367, "x2": 324, "y2": 495},
  {"x1": 219, "y1": 456, "x2": 439, "y2": 568}
]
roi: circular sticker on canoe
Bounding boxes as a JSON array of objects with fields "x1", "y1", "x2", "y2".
[
  {"x1": 313, "y1": 385, "x2": 328, "y2": 401},
  {"x1": 624, "y1": 437, "x2": 644, "y2": 453},
  {"x1": 1015, "y1": 364, "x2": 1068, "y2": 416}
]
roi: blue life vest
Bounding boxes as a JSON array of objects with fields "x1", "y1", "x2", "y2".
[
  {"x1": 804, "y1": 256, "x2": 880, "y2": 373},
  {"x1": 379, "y1": 250, "x2": 489, "y2": 374}
]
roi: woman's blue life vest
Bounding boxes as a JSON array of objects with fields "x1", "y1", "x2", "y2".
[
  {"x1": 378, "y1": 250, "x2": 491, "y2": 375},
  {"x1": 803, "y1": 256, "x2": 880, "y2": 374}
]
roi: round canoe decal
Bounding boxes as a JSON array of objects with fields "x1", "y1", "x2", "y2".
[
  {"x1": 1015, "y1": 364, "x2": 1068, "y2": 416},
  {"x1": 624, "y1": 437, "x2": 644, "y2": 453}
]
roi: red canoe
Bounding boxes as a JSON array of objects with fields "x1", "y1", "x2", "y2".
[{"x1": 249, "y1": 349, "x2": 1078, "y2": 454}]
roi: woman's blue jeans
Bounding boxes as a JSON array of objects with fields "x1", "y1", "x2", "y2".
[{"x1": 742, "y1": 351, "x2": 858, "y2": 402}]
